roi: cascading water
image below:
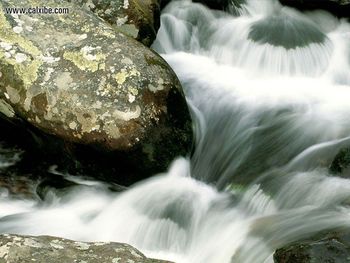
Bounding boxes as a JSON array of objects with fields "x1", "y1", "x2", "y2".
[{"x1": 1, "y1": 0, "x2": 350, "y2": 262}]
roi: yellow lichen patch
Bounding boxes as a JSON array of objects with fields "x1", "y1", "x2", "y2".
[
  {"x1": 63, "y1": 50, "x2": 106, "y2": 72},
  {"x1": 0, "y1": 52, "x2": 42, "y2": 89},
  {"x1": 128, "y1": 86, "x2": 138, "y2": 96},
  {"x1": 98, "y1": 82, "x2": 116, "y2": 97},
  {"x1": 114, "y1": 67, "x2": 140, "y2": 85},
  {"x1": 115, "y1": 71, "x2": 127, "y2": 85},
  {"x1": 0, "y1": 7, "x2": 41, "y2": 56},
  {"x1": 0, "y1": 8, "x2": 43, "y2": 87},
  {"x1": 129, "y1": 68, "x2": 140, "y2": 77},
  {"x1": 100, "y1": 29, "x2": 117, "y2": 39},
  {"x1": 81, "y1": 24, "x2": 92, "y2": 35},
  {"x1": 0, "y1": 4, "x2": 7, "y2": 28},
  {"x1": 14, "y1": 59, "x2": 42, "y2": 88}
]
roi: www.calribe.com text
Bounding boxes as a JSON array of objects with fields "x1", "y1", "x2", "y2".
[{"x1": 4, "y1": 6, "x2": 69, "y2": 15}]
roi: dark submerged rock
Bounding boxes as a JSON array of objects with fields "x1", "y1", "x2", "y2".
[
  {"x1": 0, "y1": 0, "x2": 193, "y2": 184},
  {"x1": 329, "y1": 148, "x2": 350, "y2": 177},
  {"x1": 279, "y1": 0, "x2": 350, "y2": 19},
  {"x1": 274, "y1": 231, "x2": 350, "y2": 263},
  {"x1": 161, "y1": 0, "x2": 245, "y2": 11},
  {"x1": 192, "y1": 0, "x2": 232, "y2": 10},
  {"x1": 248, "y1": 11, "x2": 327, "y2": 49},
  {"x1": 0, "y1": 234, "x2": 172, "y2": 263},
  {"x1": 193, "y1": 0, "x2": 245, "y2": 11}
]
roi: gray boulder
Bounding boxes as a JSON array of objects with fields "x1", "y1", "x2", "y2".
[
  {"x1": 0, "y1": 0, "x2": 193, "y2": 183},
  {"x1": 0, "y1": 234, "x2": 171, "y2": 263}
]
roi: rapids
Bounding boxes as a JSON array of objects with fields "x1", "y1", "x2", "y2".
[{"x1": 1, "y1": 0, "x2": 350, "y2": 262}]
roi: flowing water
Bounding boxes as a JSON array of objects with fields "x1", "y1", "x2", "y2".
[{"x1": 1, "y1": 0, "x2": 350, "y2": 262}]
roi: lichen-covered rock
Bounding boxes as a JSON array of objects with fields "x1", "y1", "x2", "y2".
[
  {"x1": 0, "y1": 0, "x2": 193, "y2": 182},
  {"x1": 0, "y1": 234, "x2": 171, "y2": 263},
  {"x1": 279, "y1": 0, "x2": 350, "y2": 18},
  {"x1": 68, "y1": 0, "x2": 160, "y2": 46},
  {"x1": 274, "y1": 231, "x2": 350, "y2": 263}
]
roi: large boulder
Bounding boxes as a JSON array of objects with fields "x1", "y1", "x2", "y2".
[
  {"x1": 274, "y1": 231, "x2": 350, "y2": 263},
  {"x1": 68, "y1": 0, "x2": 161, "y2": 46},
  {"x1": 0, "y1": 0, "x2": 193, "y2": 184},
  {"x1": 279, "y1": 0, "x2": 350, "y2": 18},
  {"x1": 0, "y1": 234, "x2": 171, "y2": 263}
]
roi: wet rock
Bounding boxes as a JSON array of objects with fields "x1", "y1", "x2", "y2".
[
  {"x1": 68, "y1": 0, "x2": 160, "y2": 46},
  {"x1": 0, "y1": 145, "x2": 22, "y2": 170},
  {"x1": 191, "y1": 0, "x2": 231, "y2": 10},
  {"x1": 0, "y1": 0, "x2": 193, "y2": 183},
  {"x1": 160, "y1": 0, "x2": 246, "y2": 10},
  {"x1": 329, "y1": 148, "x2": 350, "y2": 177},
  {"x1": 0, "y1": 174, "x2": 35, "y2": 199},
  {"x1": 274, "y1": 231, "x2": 350, "y2": 263},
  {"x1": 0, "y1": 234, "x2": 171, "y2": 263},
  {"x1": 193, "y1": 0, "x2": 245, "y2": 11},
  {"x1": 279, "y1": 0, "x2": 350, "y2": 18},
  {"x1": 248, "y1": 12, "x2": 327, "y2": 49}
]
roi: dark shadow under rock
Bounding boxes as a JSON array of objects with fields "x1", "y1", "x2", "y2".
[{"x1": 0, "y1": 114, "x2": 180, "y2": 192}]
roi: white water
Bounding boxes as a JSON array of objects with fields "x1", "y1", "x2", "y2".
[{"x1": 1, "y1": 0, "x2": 350, "y2": 262}]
